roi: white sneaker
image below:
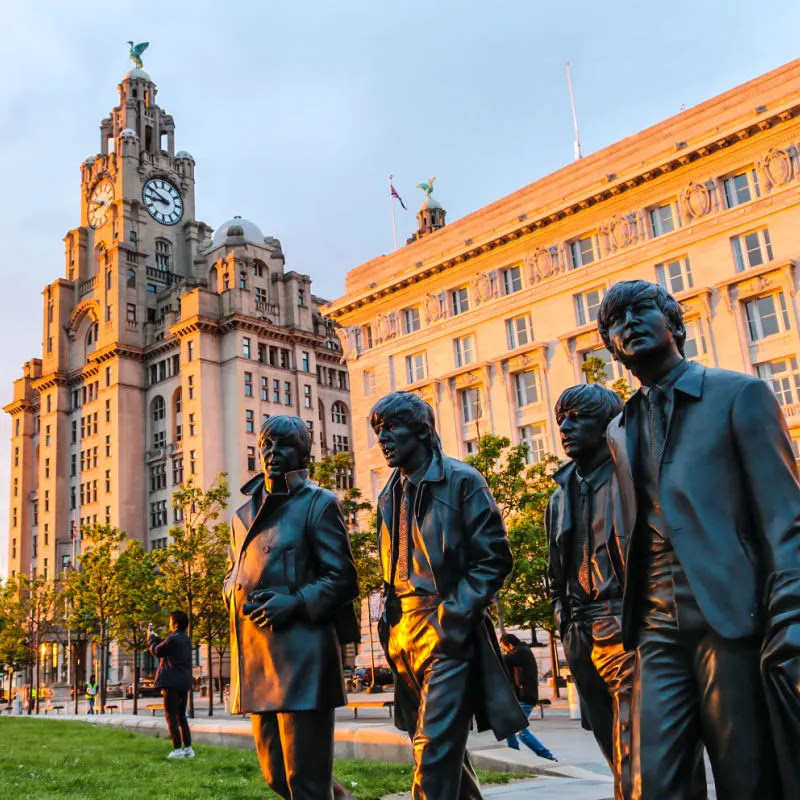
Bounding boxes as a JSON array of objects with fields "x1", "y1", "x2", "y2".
[
  {"x1": 182, "y1": 747, "x2": 195, "y2": 758},
  {"x1": 167, "y1": 749, "x2": 185, "y2": 759}
]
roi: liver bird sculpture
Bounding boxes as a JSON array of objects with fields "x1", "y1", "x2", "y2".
[
  {"x1": 416, "y1": 177, "x2": 436, "y2": 197},
  {"x1": 127, "y1": 41, "x2": 149, "y2": 70}
]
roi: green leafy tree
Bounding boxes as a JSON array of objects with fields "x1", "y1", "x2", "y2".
[
  {"x1": 581, "y1": 354, "x2": 632, "y2": 400},
  {"x1": 155, "y1": 473, "x2": 229, "y2": 718},
  {"x1": 111, "y1": 541, "x2": 162, "y2": 715},
  {"x1": 0, "y1": 578, "x2": 28, "y2": 704},
  {"x1": 66, "y1": 525, "x2": 126, "y2": 713}
]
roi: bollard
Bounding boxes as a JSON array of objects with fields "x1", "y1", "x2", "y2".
[{"x1": 567, "y1": 676, "x2": 581, "y2": 721}]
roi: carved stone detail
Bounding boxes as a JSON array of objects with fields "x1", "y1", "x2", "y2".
[
  {"x1": 423, "y1": 293, "x2": 443, "y2": 324},
  {"x1": 334, "y1": 326, "x2": 358, "y2": 362},
  {"x1": 375, "y1": 312, "x2": 396, "y2": 342},
  {"x1": 472, "y1": 272, "x2": 495, "y2": 304},
  {"x1": 682, "y1": 182, "x2": 713, "y2": 219},
  {"x1": 527, "y1": 247, "x2": 561, "y2": 284},
  {"x1": 763, "y1": 147, "x2": 794, "y2": 189}
]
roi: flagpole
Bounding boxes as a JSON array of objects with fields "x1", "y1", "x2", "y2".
[
  {"x1": 389, "y1": 174, "x2": 398, "y2": 251},
  {"x1": 565, "y1": 61, "x2": 582, "y2": 161}
]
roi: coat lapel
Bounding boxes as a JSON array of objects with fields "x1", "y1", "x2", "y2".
[{"x1": 608, "y1": 407, "x2": 638, "y2": 554}]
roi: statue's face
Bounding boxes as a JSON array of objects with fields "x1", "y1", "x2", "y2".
[
  {"x1": 605, "y1": 295, "x2": 680, "y2": 367},
  {"x1": 372, "y1": 415, "x2": 429, "y2": 471},
  {"x1": 259, "y1": 434, "x2": 303, "y2": 479},
  {"x1": 556, "y1": 407, "x2": 607, "y2": 462}
]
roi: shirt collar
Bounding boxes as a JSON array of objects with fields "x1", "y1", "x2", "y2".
[
  {"x1": 640, "y1": 358, "x2": 689, "y2": 403},
  {"x1": 574, "y1": 457, "x2": 613, "y2": 492},
  {"x1": 403, "y1": 456, "x2": 432, "y2": 488}
]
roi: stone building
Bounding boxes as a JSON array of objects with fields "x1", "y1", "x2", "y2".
[
  {"x1": 325, "y1": 57, "x2": 800, "y2": 502},
  {"x1": 4, "y1": 67, "x2": 351, "y2": 683}
]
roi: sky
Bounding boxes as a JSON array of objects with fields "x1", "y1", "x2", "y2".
[{"x1": 0, "y1": 0, "x2": 798, "y2": 573}]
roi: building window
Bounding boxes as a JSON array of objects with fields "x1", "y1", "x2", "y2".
[
  {"x1": 745, "y1": 292, "x2": 790, "y2": 341},
  {"x1": 723, "y1": 168, "x2": 760, "y2": 208},
  {"x1": 655, "y1": 258, "x2": 693, "y2": 294},
  {"x1": 105, "y1": 435, "x2": 111, "y2": 457},
  {"x1": 406, "y1": 352, "x2": 427, "y2": 384},
  {"x1": 255, "y1": 287, "x2": 267, "y2": 303},
  {"x1": 519, "y1": 424, "x2": 547, "y2": 464},
  {"x1": 155, "y1": 239, "x2": 171, "y2": 270},
  {"x1": 239, "y1": 270, "x2": 247, "y2": 290},
  {"x1": 150, "y1": 463, "x2": 167, "y2": 491},
  {"x1": 502, "y1": 266, "x2": 523, "y2": 295},
  {"x1": 515, "y1": 369, "x2": 540, "y2": 408},
  {"x1": 242, "y1": 337, "x2": 251, "y2": 359},
  {"x1": 172, "y1": 457, "x2": 183, "y2": 485},
  {"x1": 363, "y1": 369, "x2": 376, "y2": 396},
  {"x1": 272, "y1": 379, "x2": 281, "y2": 403},
  {"x1": 105, "y1": 469, "x2": 111, "y2": 493},
  {"x1": 189, "y1": 450, "x2": 197, "y2": 474},
  {"x1": 683, "y1": 319, "x2": 708, "y2": 359},
  {"x1": 757, "y1": 357, "x2": 800, "y2": 407},
  {"x1": 152, "y1": 396, "x2": 165, "y2": 422},
  {"x1": 332, "y1": 434, "x2": 350, "y2": 452},
  {"x1": 245, "y1": 409, "x2": 255, "y2": 433},
  {"x1": 260, "y1": 376, "x2": 268, "y2": 401},
  {"x1": 106, "y1": 304, "x2": 112, "y2": 322},
  {"x1": 649, "y1": 202, "x2": 678, "y2": 237},
  {"x1": 331, "y1": 401, "x2": 348, "y2": 424},
  {"x1": 303, "y1": 384, "x2": 312, "y2": 408},
  {"x1": 187, "y1": 341, "x2": 194, "y2": 361},
  {"x1": 450, "y1": 287, "x2": 469, "y2": 316},
  {"x1": 505, "y1": 315, "x2": 532, "y2": 349},
  {"x1": 302, "y1": 352, "x2": 310, "y2": 372},
  {"x1": 568, "y1": 235, "x2": 596, "y2": 269},
  {"x1": 188, "y1": 413, "x2": 196, "y2": 437},
  {"x1": 297, "y1": 288, "x2": 305, "y2": 306},
  {"x1": 574, "y1": 288, "x2": 605, "y2": 326},
  {"x1": 732, "y1": 228, "x2": 773, "y2": 272},
  {"x1": 460, "y1": 388, "x2": 481, "y2": 423},
  {"x1": 244, "y1": 372, "x2": 253, "y2": 397},
  {"x1": 126, "y1": 303, "x2": 137, "y2": 323},
  {"x1": 127, "y1": 268, "x2": 136, "y2": 288},
  {"x1": 403, "y1": 307, "x2": 421, "y2": 333},
  {"x1": 583, "y1": 347, "x2": 623, "y2": 382},
  {"x1": 283, "y1": 382, "x2": 292, "y2": 404},
  {"x1": 45, "y1": 458, "x2": 50, "y2": 479},
  {"x1": 453, "y1": 335, "x2": 475, "y2": 368},
  {"x1": 153, "y1": 430, "x2": 166, "y2": 449},
  {"x1": 247, "y1": 446, "x2": 257, "y2": 472},
  {"x1": 150, "y1": 500, "x2": 168, "y2": 528},
  {"x1": 188, "y1": 375, "x2": 194, "y2": 399},
  {"x1": 356, "y1": 325, "x2": 373, "y2": 353}
]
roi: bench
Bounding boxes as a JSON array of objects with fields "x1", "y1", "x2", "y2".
[
  {"x1": 104, "y1": 704, "x2": 119, "y2": 714},
  {"x1": 346, "y1": 700, "x2": 394, "y2": 719},
  {"x1": 43, "y1": 705, "x2": 64, "y2": 715},
  {"x1": 535, "y1": 699, "x2": 551, "y2": 719},
  {"x1": 146, "y1": 703, "x2": 164, "y2": 716}
]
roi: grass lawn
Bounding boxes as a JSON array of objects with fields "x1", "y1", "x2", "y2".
[{"x1": 0, "y1": 717, "x2": 520, "y2": 800}]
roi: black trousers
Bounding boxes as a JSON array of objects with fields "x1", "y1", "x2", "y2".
[
  {"x1": 251, "y1": 709, "x2": 335, "y2": 800},
  {"x1": 632, "y1": 550, "x2": 778, "y2": 800},
  {"x1": 162, "y1": 689, "x2": 191, "y2": 749},
  {"x1": 387, "y1": 605, "x2": 481, "y2": 800},
  {"x1": 565, "y1": 614, "x2": 634, "y2": 800}
]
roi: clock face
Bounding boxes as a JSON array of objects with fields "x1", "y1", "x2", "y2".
[
  {"x1": 88, "y1": 180, "x2": 114, "y2": 228},
  {"x1": 142, "y1": 178, "x2": 184, "y2": 225}
]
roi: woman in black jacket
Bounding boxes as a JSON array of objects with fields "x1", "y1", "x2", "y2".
[{"x1": 149, "y1": 610, "x2": 194, "y2": 759}]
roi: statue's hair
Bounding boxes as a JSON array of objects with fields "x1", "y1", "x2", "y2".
[
  {"x1": 257, "y1": 415, "x2": 311, "y2": 467},
  {"x1": 596, "y1": 280, "x2": 686, "y2": 357},
  {"x1": 555, "y1": 383, "x2": 624, "y2": 426},
  {"x1": 369, "y1": 391, "x2": 441, "y2": 451}
]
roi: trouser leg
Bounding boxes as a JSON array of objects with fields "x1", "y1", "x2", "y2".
[
  {"x1": 694, "y1": 630, "x2": 779, "y2": 799},
  {"x1": 564, "y1": 620, "x2": 614, "y2": 766},
  {"x1": 277, "y1": 709, "x2": 336, "y2": 800},
  {"x1": 163, "y1": 689, "x2": 183, "y2": 749},
  {"x1": 251, "y1": 712, "x2": 291, "y2": 799},
  {"x1": 176, "y1": 690, "x2": 191, "y2": 747},
  {"x1": 515, "y1": 702, "x2": 555, "y2": 759}
]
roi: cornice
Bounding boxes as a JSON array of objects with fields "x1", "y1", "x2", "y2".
[
  {"x1": 3, "y1": 399, "x2": 35, "y2": 415},
  {"x1": 325, "y1": 103, "x2": 800, "y2": 319},
  {"x1": 31, "y1": 373, "x2": 70, "y2": 393}
]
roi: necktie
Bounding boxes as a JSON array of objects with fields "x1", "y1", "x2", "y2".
[
  {"x1": 396, "y1": 478, "x2": 411, "y2": 582},
  {"x1": 577, "y1": 479, "x2": 593, "y2": 595},
  {"x1": 647, "y1": 386, "x2": 667, "y2": 467}
]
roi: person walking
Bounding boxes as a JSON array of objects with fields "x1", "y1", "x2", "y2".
[
  {"x1": 499, "y1": 634, "x2": 557, "y2": 762},
  {"x1": 149, "y1": 610, "x2": 194, "y2": 759},
  {"x1": 85, "y1": 674, "x2": 98, "y2": 716}
]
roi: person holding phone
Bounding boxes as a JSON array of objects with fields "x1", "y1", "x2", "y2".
[{"x1": 149, "y1": 610, "x2": 194, "y2": 759}]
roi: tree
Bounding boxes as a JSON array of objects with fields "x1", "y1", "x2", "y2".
[
  {"x1": 155, "y1": 473, "x2": 229, "y2": 718},
  {"x1": 0, "y1": 578, "x2": 28, "y2": 705},
  {"x1": 111, "y1": 540, "x2": 161, "y2": 715},
  {"x1": 66, "y1": 525, "x2": 126, "y2": 714},
  {"x1": 581, "y1": 355, "x2": 632, "y2": 400}
]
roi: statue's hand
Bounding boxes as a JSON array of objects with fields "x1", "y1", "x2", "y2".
[{"x1": 247, "y1": 591, "x2": 301, "y2": 630}]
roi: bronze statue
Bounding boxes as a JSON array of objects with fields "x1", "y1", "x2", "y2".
[
  {"x1": 223, "y1": 415, "x2": 359, "y2": 800},
  {"x1": 548, "y1": 384, "x2": 633, "y2": 796},
  {"x1": 597, "y1": 280, "x2": 800, "y2": 799},
  {"x1": 370, "y1": 391, "x2": 526, "y2": 800}
]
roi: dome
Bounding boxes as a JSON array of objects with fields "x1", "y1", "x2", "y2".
[
  {"x1": 124, "y1": 67, "x2": 152, "y2": 81},
  {"x1": 211, "y1": 216, "x2": 265, "y2": 247},
  {"x1": 420, "y1": 194, "x2": 443, "y2": 211},
  {"x1": 120, "y1": 128, "x2": 137, "y2": 138},
  {"x1": 175, "y1": 150, "x2": 193, "y2": 160}
]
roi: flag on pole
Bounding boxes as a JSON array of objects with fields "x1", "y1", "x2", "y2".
[{"x1": 390, "y1": 182, "x2": 406, "y2": 210}]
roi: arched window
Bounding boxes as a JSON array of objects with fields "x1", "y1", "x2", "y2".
[
  {"x1": 106, "y1": 269, "x2": 112, "y2": 290},
  {"x1": 331, "y1": 401, "x2": 348, "y2": 425},
  {"x1": 155, "y1": 239, "x2": 171, "y2": 271},
  {"x1": 208, "y1": 266, "x2": 218, "y2": 291},
  {"x1": 151, "y1": 396, "x2": 165, "y2": 422},
  {"x1": 85, "y1": 322, "x2": 99, "y2": 348},
  {"x1": 172, "y1": 388, "x2": 183, "y2": 443},
  {"x1": 126, "y1": 269, "x2": 136, "y2": 288}
]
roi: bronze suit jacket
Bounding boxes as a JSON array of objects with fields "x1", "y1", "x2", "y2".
[
  {"x1": 223, "y1": 470, "x2": 359, "y2": 714},
  {"x1": 376, "y1": 450, "x2": 527, "y2": 740},
  {"x1": 606, "y1": 360, "x2": 800, "y2": 650}
]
